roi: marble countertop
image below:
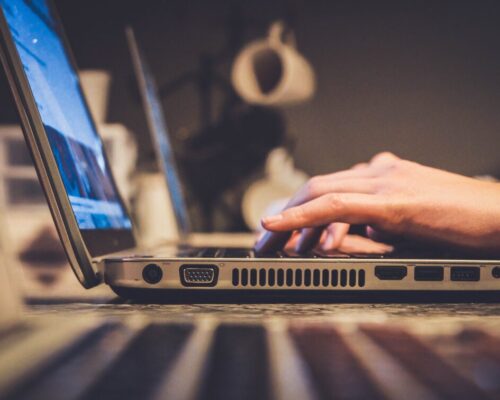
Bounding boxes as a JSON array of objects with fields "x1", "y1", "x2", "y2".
[{"x1": 25, "y1": 302, "x2": 500, "y2": 333}]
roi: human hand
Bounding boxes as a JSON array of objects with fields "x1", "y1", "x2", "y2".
[{"x1": 254, "y1": 152, "x2": 500, "y2": 254}]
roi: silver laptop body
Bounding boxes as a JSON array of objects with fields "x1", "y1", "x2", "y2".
[{"x1": 1, "y1": 0, "x2": 499, "y2": 301}]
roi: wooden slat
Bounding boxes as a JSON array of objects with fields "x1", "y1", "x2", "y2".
[
  {"x1": 153, "y1": 318, "x2": 216, "y2": 400},
  {"x1": 267, "y1": 319, "x2": 318, "y2": 400}
]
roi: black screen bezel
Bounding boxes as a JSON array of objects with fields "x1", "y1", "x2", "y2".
[{"x1": 0, "y1": 1, "x2": 136, "y2": 287}]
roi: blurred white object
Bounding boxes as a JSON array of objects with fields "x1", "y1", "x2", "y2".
[
  {"x1": 99, "y1": 123, "x2": 137, "y2": 205},
  {"x1": 80, "y1": 69, "x2": 138, "y2": 203},
  {"x1": 0, "y1": 204, "x2": 23, "y2": 323},
  {"x1": 79, "y1": 69, "x2": 112, "y2": 124},
  {"x1": 0, "y1": 125, "x2": 46, "y2": 211},
  {"x1": 232, "y1": 21, "x2": 316, "y2": 106},
  {"x1": 0, "y1": 120, "x2": 135, "y2": 299},
  {"x1": 134, "y1": 172, "x2": 179, "y2": 247},
  {"x1": 242, "y1": 147, "x2": 308, "y2": 230}
]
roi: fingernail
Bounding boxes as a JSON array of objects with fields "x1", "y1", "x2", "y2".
[{"x1": 263, "y1": 214, "x2": 283, "y2": 225}]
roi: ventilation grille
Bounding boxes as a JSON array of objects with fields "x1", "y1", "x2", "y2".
[{"x1": 232, "y1": 268, "x2": 365, "y2": 288}]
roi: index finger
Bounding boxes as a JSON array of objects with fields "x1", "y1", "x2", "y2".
[
  {"x1": 263, "y1": 193, "x2": 386, "y2": 232},
  {"x1": 254, "y1": 193, "x2": 387, "y2": 253}
]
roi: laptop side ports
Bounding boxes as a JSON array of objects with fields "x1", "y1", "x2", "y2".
[
  {"x1": 142, "y1": 263, "x2": 163, "y2": 284},
  {"x1": 180, "y1": 264, "x2": 219, "y2": 287},
  {"x1": 375, "y1": 266, "x2": 407, "y2": 280},
  {"x1": 414, "y1": 266, "x2": 444, "y2": 281},
  {"x1": 450, "y1": 266, "x2": 480, "y2": 281}
]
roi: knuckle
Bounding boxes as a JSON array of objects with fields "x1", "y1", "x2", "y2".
[
  {"x1": 388, "y1": 159, "x2": 413, "y2": 177},
  {"x1": 379, "y1": 151, "x2": 397, "y2": 159},
  {"x1": 371, "y1": 153, "x2": 405, "y2": 175},
  {"x1": 382, "y1": 158, "x2": 404, "y2": 175},
  {"x1": 325, "y1": 193, "x2": 345, "y2": 212},
  {"x1": 371, "y1": 151, "x2": 398, "y2": 164}
]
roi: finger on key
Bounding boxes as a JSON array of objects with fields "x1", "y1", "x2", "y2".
[
  {"x1": 322, "y1": 223, "x2": 350, "y2": 250},
  {"x1": 295, "y1": 226, "x2": 327, "y2": 253},
  {"x1": 254, "y1": 230, "x2": 293, "y2": 254}
]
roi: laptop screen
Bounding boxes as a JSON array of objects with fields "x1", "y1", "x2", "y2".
[
  {"x1": 0, "y1": 0, "x2": 132, "y2": 230},
  {"x1": 127, "y1": 29, "x2": 191, "y2": 234}
]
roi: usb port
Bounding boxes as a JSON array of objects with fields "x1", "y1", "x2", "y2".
[
  {"x1": 375, "y1": 266, "x2": 407, "y2": 280},
  {"x1": 414, "y1": 266, "x2": 444, "y2": 281},
  {"x1": 451, "y1": 266, "x2": 480, "y2": 281}
]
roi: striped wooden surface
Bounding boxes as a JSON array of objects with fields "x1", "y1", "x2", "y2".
[{"x1": 0, "y1": 303, "x2": 497, "y2": 399}]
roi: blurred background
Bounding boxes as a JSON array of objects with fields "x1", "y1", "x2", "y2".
[
  {"x1": 5, "y1": 0, "x2": 497, "y2": 175},
  {"x1": 1, "y1": 0, "x2": 500, "y2": 294}
]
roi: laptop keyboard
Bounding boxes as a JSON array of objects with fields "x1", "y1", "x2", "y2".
[
  {"x1": 179, "y1": 245, "x2": 489, "y2": 260},
  {"x1": 5, "y1": 319, "x2": 500, "y2": 400},
  {"x1": 181, "y1": 247, "x2": 342, "y2": 259}
]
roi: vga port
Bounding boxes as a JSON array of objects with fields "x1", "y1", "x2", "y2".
[{"x1": 180, "y1": 264, "x2": 218, "y2": 287}]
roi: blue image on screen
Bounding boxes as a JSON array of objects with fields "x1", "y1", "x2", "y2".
[{"x1": 1, "y1": 0, "x2": 132, "y2": 230}]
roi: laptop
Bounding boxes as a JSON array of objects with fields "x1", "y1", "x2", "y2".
[
  {"x1": 127, "y1": 28, "x2": 190, "y2": 238},
  {"x1": 1, "y1": 0, "x2": 499, "y2": 302},
  {"x1": 126, "y1": 27, "x2": 255, "y2": 250}
]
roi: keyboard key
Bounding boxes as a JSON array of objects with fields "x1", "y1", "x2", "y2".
[
  {"x1": 313, "y1": 249, "x2": 351, "y2": 258},
  {"x1": 198, "y1": 247, "x2": 221, "y2": 257},
  {"x1": 221, "y1": 248, "x2": 253, "y2": 258}
]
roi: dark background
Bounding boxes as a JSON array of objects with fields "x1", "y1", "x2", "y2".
[
  {"x1": 2, "y1": 0, "x2": 500, "y2": 175},
  {"x1": 1, "y1": 0, "x2": 500, "y2": 229}
]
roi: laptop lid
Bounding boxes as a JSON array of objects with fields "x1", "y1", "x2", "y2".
[
  {"x1": 0, "y1": 0, "x2": 136, "y2": 288},
  {"x1": 126, "y1": 27, "x2": 191, "y2": 236}
]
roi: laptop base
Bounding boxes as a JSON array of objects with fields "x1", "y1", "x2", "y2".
[{"x1": 110, "y1": 287, "x2": 500, "y2": 304}]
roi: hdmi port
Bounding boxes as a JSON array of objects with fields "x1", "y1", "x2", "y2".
[{"x1": 375, "y1": 266, "x2": 407, "y2": 280}]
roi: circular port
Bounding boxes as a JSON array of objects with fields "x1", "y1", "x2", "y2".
[
  {"x1": 142, "y1": 264, "x2": 163, "y2": 284},
  {"x1": 492, "y1": 267, "x2": 500, "y2": 279}
]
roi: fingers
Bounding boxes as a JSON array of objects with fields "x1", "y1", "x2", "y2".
[
  {"x1": 262, "y1": 193, "x2": 385, "y2": 232},
  {"x1": 291, "y1": 222, "x2": 350, "y2": 253},
  {"x1": 295, "y1": 226, "x2": 326, "y2": 253},
  {"x1": 284, "y1": 231, "x2": 301, "y2": 251},
  {"x1": 256, "y1": 153, "x2": 402, "y2": 253},
  {"x1": 322, "y1": 223, "x2": 350, "y2": 250},
  {"x1": 254, "y1": 230, "x2": 292, "y2": 253},
  {"x1": 283, "y1": 153, "x2": 400, "y2": 211},
  {"x1": 338, "y1": 234, "x2": 394, "y2": 254},
  {"x1": 286, "y1": 177, "x2": 380, "y2": 210}
]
